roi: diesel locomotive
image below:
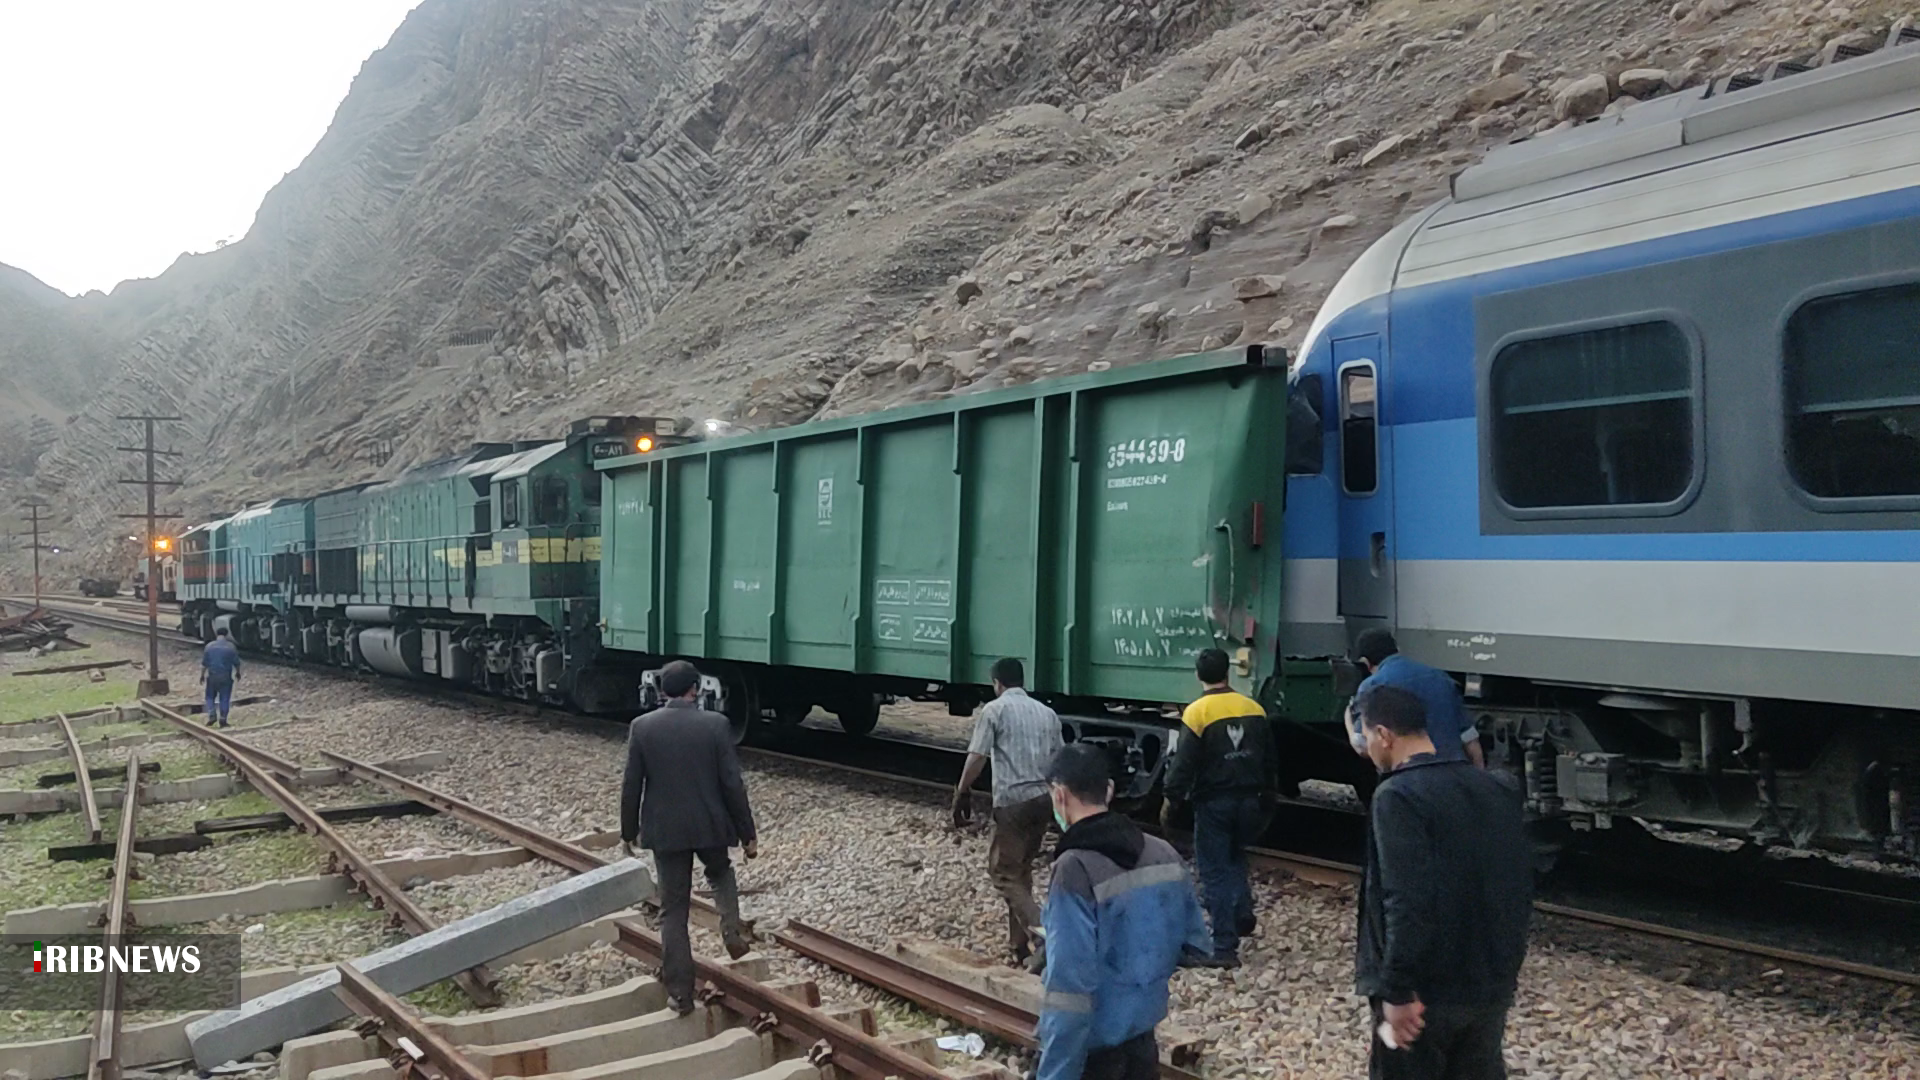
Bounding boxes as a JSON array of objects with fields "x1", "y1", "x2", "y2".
[{"x1": 181, "y1": 40, "x2": 1920, "y2": 865}]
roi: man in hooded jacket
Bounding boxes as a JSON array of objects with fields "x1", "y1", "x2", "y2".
[{"x1": 1036, "y1": 742, "x2": 1212, "y2": 1080}]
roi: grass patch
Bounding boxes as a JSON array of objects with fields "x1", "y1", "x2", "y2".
[
  {"x1": 0, "y1": 812, "x2": 115, "y2": 910},
  {"x1": 71, "y1": 719, "x2": 162, "y2": 742},
  {"x1": 405, "y1": 979, "x2": 477, "y2": 1017},
  {"x1": 229, "y1": 905, "x2": 406, "y2": 968},
  {"x1": 203, "y1": 829, "x2": 330, "y2": 882},
  {"x1": 148, "y1": 750, "x2": 225, "y2": 782},
  {"x1": 137, "y1": 789, "x2": 288, "y2": 836},
  {"x1": 0, "y1": 672, "x2": 140, "y2": 724},
  {"x1": 0, "y1": 746, "x2": 223, "y2": 791}
]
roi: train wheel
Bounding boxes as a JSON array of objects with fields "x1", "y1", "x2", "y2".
[
  {"x1": 834, "y1": 693, "x2": 882, "y2": 737},
  {"x1": 715, "y1": 668, "x2": 759, "y2": 745}
]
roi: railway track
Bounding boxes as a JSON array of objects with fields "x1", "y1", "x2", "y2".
[
  {"x1": 131, "y1": 704, "x2": 979, "y2": 1080},
  {"x1": 22, "y1": 594, "x2": 1920, "y2": 993},
  {"x1": 7, "y1": 695, "x2": 997, "y2": 1079}
]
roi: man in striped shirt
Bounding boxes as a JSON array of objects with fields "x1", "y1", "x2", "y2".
[{"x1": 952, "y1": 657, "x2": 1066, "y2": 964}]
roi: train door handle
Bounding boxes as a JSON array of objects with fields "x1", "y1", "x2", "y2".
[{"x1": 1370, "y1": 532, "x2": 1386, "y2": 578}]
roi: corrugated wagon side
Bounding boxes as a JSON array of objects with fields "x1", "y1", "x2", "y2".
[{"x1": 598, "y1": 345, "x2": 1290, "y2": 792}]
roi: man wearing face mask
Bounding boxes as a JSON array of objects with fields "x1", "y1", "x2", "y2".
[
  {"x1": 1355, "y1": 685, "x2": 1531, "y2": 1080},
  {"x1": 1035, "y1": 743, "x2": 1211, "y2": 1080}
]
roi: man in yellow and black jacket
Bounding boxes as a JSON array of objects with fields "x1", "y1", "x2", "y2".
[{"x1": 1163, "y1": 648, "x2": 1275, "y2": 968}]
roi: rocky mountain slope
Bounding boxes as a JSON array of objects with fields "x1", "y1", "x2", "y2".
[
  {"x1": 4, "y1": 0, "x2": 1908, "y2": 582},
  {"x1": 0, "y1": 265, "x2": 121, "y2": 480}
]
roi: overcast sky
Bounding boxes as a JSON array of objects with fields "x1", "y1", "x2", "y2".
[{"x1": 0, "y1": 1, "x2": 421, "y2": 296}]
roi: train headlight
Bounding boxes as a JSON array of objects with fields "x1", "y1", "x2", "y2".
[{"x1": 635, "y1": 436, "x2": 655, "y2": 453}]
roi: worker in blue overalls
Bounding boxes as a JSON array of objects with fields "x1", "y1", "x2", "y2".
[{"x1": 201, "y1": 627, "x2": 242, "y2": 728}]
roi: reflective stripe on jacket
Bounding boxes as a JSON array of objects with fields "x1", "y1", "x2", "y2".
[{"x1": 1037, "y1": 816, "x2": 1210, "y2": 1080}]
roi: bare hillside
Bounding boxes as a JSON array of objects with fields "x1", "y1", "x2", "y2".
[{"x1": 7, "y1": 0, "x2": 1908, "y2": 577}]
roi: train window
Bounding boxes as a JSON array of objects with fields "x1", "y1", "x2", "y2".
[
  {"x1": 1785, "y1": 281, "x2": 1920, "y2": 500},
  {"x1": 1339, "y1": 364, "x2": 1377, "y2": 494},
  {"x1": 1492, "y1": 320, "x2": 1693, "y2": 509},
  {"x1": 534, "y1": 477, "x2": 569, "y2": 525},
  {"x1": 500, "y1": 482, "x2": 521, "y2": 528},
  {"x1": 1287, "y1": 374, "x2": 1325, "y2": 476}
]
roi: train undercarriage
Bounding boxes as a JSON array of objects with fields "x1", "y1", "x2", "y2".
[
  {"x1": 1463, "y1": 684, "x2": 1920, "y2": 865},
  {"x1": 177, "y1": 601, "x2": 636, "y2": 713},
  {"x1": 179, "y1": 597, "x2": 1920, "y2": 864}
]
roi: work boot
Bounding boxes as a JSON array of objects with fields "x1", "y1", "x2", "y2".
[
  {"x1": 1236, "y1": 909, "x2": 1257, "y2": 938},
  {"x1": 667, "y1": 995, "x2": 694, "y2": 1016},
  {"x1": 1179, "y1": 946, "x2": 1238, "y2": 970}
]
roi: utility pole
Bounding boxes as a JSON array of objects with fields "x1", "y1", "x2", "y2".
[
  {"x1": 18, "y1": 500, "x2": 49, "y2": 609},
  {"x1": 116, "y1": 415, "x2": 183, "y2": 697}
]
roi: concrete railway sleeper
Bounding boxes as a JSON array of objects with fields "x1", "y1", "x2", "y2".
[
  {"x1": 135, "y1": 699, "x2": 501, "y2": 1009},
  {"x1": 310, "y1": 753, "x2": 953, "y2": 1080}
]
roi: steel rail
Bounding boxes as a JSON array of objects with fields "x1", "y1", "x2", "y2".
[
  {"x1": 773, "y1": 920, "x2": 1206, "y2": 1080},
  {"x1": 56, "y1": 712, "x2": 105, "y2": 844},
  {"x1": 319, "y1": 752, "x2": 607, "y2": 874},
  {"x1": 610, "y1": 920, "x2": 949, "y2": 1080},
  {"x1": 333, "y1": 961, "x2": 490, "y2": 1080},
  {"x1": 317, "y1": 751, "x2": 745, "y2": 926},
  {"x1": 88, "y1": 752, "x2": 142, "y2": 1080},
  {"x1": 1533, "y1": 901, "x2": 1920, "y2": 987},
  {"x1": 775, "y1": 918, "x2": 1034, "y2": 1045},
  {"x1": 1246, "y1": 849, "x2": 1920, "y2": 987},
  {"x1": 315, "y1": 756, "x2": 940, "y2": 1080},
  {"x1": 136, "y1": 699, "x2": 500, "y2": 1007}
]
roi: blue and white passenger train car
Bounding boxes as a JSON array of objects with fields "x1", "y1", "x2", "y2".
[{"x1": 1284, "y1": 40, "x2": 1920, "y2": 856}]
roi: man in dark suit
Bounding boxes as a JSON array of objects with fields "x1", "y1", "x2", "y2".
[{"x1": 619, "y1": 660, "x2": 759, "y2": 1012}]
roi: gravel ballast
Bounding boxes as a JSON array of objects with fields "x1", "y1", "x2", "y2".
[
  {"x1": 224, "y1": 666, "x2": 1920, "y2": 1079},
  {"x1": 8, "y1": 638, "x2": 1919, "y2": 1076}
]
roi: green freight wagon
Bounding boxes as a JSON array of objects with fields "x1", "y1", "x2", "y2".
[{"x1": 597, "y1": 345, "x2": 1292, "y2": 794}]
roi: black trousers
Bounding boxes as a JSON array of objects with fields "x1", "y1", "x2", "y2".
[
  {"x1": 651, "y1": 847, "x2": 744, "y2": 1005},
  {"x1": 1082, "y1": 1030, "x2": 1157, "y2": 1080},
  {"x1": 1369, "y1": 1000, "x2": 1509, "y2": 1080}
]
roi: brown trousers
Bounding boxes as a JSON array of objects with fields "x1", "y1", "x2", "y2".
[{"x1": 988, "y1": 793, "x2": 1053, "y2": 955}]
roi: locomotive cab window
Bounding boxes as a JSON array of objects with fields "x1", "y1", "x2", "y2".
[
  {"x1": 499, "y1": 481, "x2": 522, "y2": 528},
  {"x1": 1785, "y1": 281, "x2": 1920, "y2": 500},
  {"x1": 1491, "y1": 320, "x2": 1695, "y2": 511},
  {"x1": 1339, "y1": 364, "x2": 1377, "y2": 494},
  {"x1": 533, "y1": 477, "x2": 569, "y2": 525}
]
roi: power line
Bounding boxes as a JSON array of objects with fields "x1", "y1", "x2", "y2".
[
  {"x1": 115, "y1": 415, "x2": 184, "y2": 696},
  {"x1": 16, "y1": 499, "x2": 50, "y2": 609}
]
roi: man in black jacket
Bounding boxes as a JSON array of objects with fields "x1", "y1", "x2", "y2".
[
  {"x1": 1162, "y1": 648, "x2": 1274, "y2": 967},
  {"x1": 1355, "y1": 684, "x2": 1530, "y2": 1079},
  {"x1": 620, "y1": 660, "x2": 758, "y2": 1012}
]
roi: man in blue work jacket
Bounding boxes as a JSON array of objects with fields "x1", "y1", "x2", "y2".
[
  {"x1": 200, "y1": 627, "x2": 241, "y2": 728},
  {"x1": 1347, "y1": 628, "x2": 1484, "y2": 767},
  {"x1": 1036, "y1": 743, "x2": 1211, "y2": 1080}
]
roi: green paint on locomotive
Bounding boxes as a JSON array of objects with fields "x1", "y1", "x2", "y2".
[{"x1": 180, "y1": 418, "x2": 678, "y2": 632}]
